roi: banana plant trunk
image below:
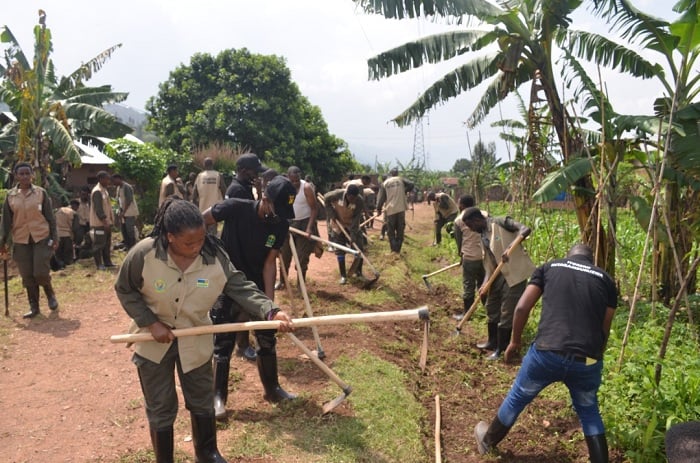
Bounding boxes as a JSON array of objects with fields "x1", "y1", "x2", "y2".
[
  {"x1": 539, "y1": 67, "x2": 614, "y2": 277},
  {"x1": 656, "y1": 182, "x2": 696, "y2": 304}
]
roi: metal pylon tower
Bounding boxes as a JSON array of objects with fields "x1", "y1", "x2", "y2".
[{"x1": 412, "y1": 115, "x2": 428, "y2": 169}]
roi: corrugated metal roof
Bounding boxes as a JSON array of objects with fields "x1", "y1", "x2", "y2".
[
  {"x1": 96, "y1": 134, "x2": 144, "y2": 145},
  {"x1": 74, "y1": 140, "x2": 115, "y2": 165}
]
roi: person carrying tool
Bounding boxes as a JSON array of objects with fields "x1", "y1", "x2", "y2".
[
  {"x1": 324, "y1": 184, "x2": 365, "y2": 285},
  {"x1": 376, "y1": 168, "x2": 414, "y2": 254},
  {"x1": 278, "y1": 166, "x2": 319, "y2": 290},
  {"x1": 460, "y1": 206, "x2": 534, "y2": 360},
  {"x1": 475, "y1": 244, "x2": 616, "y2": 463},
  {"x1": 203, "y1": 175, "x2": 299, "y2": 419},
  {"x1": 115, "y1": 198, "x2": 294, "y2": 463},
  {"x1": 0, "y1": 163, "x2": 59, "y2": 318},
  {"x1": 452, "y1": 195, "x2": 484, "y2": 321},
  {"x1": 429, "y1": 191, "x2": 459, "y2": 246}
]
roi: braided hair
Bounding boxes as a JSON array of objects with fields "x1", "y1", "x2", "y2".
[{"x1": 150, "y1": 197, "x2": 220, "y2": 255}]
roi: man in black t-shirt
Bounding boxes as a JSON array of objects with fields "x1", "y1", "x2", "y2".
[
  {"x1": 223, "y1": 153, "x2": 267, "y2": 361},
  {"x1": 225, "y1": 153, "x2": 266, "y2": 200},
  {"x1": 204, "y1": 175, "x2": 298, "y2": 419},
  {"x1": 475, "y1": 244, "x2": 617, "y2": 463}
]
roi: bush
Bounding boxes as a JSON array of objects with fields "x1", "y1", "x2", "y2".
[
  {"x1": 105, "y1": 140, "x2": 183, "y2": 222},
  {"x1": 601, "y1": 301, "x2": 700, "y2": 462}
]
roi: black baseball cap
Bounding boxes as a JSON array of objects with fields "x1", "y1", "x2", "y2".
[
  {"x1": 265, "y1": 176, "x2": 296, "y2": 220},
  {"x1": 236, "y1": 153, "x2": 267, "y2": 173}
]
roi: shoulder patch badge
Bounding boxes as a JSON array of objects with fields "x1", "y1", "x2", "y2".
[{"x1": 265, "y1": 234, "x2": 276, "y2": 248}]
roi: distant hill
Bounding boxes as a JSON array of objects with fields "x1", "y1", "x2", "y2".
[{"x1": 104, "y1": 103, "x2": 147, "y2": 127}]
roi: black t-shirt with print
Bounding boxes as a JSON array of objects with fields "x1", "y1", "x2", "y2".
[{"x1": 531, "y1": 255, "x2": 617, "y2": 360}]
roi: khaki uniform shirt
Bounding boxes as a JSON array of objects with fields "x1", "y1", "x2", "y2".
[
  {"x1": 89, "y1": 183, "x2": 113, "y2": 228},
  {"x1": 192, "y1": 170, "x2": 225, "y2": 212},
  {"x1": 483, "y1": 216, "x2": 535, "y2": 287},
  {"x1": 115, "y1": 237, "x2": 279, "y2": 373},
  {"x1": 158, "y1": 175, "x2": 185, "y2": 207},
  {"x1": 454, "y1": 216, "x2": 483, "y2": 261},
  {"x1": 376, "y1": 176, "x2": 414, "y2": 216},
  {"x1": 55, "y1": 207, "x2": 78, "y2": 239},
  {"x1": 77, "y1": 200, "x2": 90, "y2": 226},
  {"x1": 324, "y1": 188, "x2": 364, "y2": 232},
  {"x1": 433, "y1": 193, "x2": 459, "y2": 220},
  {"x1": 0, "y1": 185, "x2": 56, "y2": 247},
  {"x1": 116, "y1": 181, "x2": 139, "y2": 217}
]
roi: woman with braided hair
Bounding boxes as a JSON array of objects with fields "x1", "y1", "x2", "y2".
[{"x1": 115, "y1": 198, "x2": 294, "y2": 463}]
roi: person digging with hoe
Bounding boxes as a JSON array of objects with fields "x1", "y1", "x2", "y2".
[
  {"x1": 475, "y1": 244, "x2": 616, "y2": 463},
  {"x1": 115, "y1": 198, "x2": 294, "y2": 463}
]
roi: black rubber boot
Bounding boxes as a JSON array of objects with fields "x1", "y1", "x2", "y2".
[
  {"x1": 585, "y1": 434, "x2": 609, "y2": 463},
  {"x1": 150, "y1": 426, "x2": 174, "y2": 463},
  {"x1": 190, "y1": 413, "x2": 227, "y2": 463},
  {"x1": 43, "y1": 284, "x2": 59, "y2": 311},
  {"x1": 256, "y1": 352, "x2": 297, "y2": 403},
  {"x1": 474, "y1": 416, "x2": 511, "y2": 454},
  {"x1": 486, "y1": 327, "x2": 512, "y2": 361},
  {"x1": 22, "y1": 286, "x2": 41, "y2": 318},
  {"x1": 476, "y1": 322, "x2": 498, "y2": 350},
  {"x1": 213, "y1": 358, "x2": 230, "y2": 420}
]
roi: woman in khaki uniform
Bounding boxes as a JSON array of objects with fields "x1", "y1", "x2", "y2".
[
  {"x1": 0, "y1": 163, "x2": 59, "y2": 318},
  {"x1": 115, "y1": 198, "x2": 294, "y2": 463}
]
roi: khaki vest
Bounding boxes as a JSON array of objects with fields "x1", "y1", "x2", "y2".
[
  {"x1": 89, "y1": 183, "x2": 113, "y2": 227},
  {"x1": 6, "y1": 186, "x2": 50, "y2": 244},
  {"x1": 117, "y1": 182, "x2": 139, "y2": 217},
  {"x1": 194, "y1": 170, "x2": 223, "y2": 212},
  {"x1": 485, "y1": 219, "x2": 534, "y2": 286},
  {"x1": 55, "y1": 207, "x2": 76, "y2": 238}
]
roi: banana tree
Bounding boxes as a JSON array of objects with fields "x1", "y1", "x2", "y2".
[
  {"x1": 0, "y1": 10, "x2": 130, "y2": 186},
  {"x1": 569, "y1": 0, "x2": 700, "y2": 300},
  {"x1": 353, "y1": 0, "x2": 626, "y2": 272}
]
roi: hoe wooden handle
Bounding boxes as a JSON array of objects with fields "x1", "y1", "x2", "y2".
[{"x1": 111, "y1": 307, "x2": 429, "y2": 344}]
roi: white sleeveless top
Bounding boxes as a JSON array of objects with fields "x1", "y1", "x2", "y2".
[{"x1": 292, "y1": 179, "x2": 312, "y2": 220}]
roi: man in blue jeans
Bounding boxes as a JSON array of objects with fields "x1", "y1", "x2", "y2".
[{"x1": 475, "y1": 244, "x2": 617, "y2": 463}]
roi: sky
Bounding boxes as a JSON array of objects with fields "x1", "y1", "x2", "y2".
[{"x1": 2, "y1": 0, "x2": 678, "y2": 172}]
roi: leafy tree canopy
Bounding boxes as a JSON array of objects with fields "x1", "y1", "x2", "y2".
[
  {"x1": 451, "y1": 158, "x2": 471, "y2": 176},
  {"x1": 146, "y1": 48, "x2": 358, "y2": 186}
]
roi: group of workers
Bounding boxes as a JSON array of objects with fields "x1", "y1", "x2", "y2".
[{"x1": 9, "y1": 156, "x2": 694, "y2": 463}]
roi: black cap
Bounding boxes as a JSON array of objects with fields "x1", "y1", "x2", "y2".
[
  {"x1": 265, "y1": 176, "x2": 296, "y2": 220},
  {"x1": 462, "y1": 206, "x2": 483, "y2": 220},
  {"x1": 236, "y1": 153, "x2": 267, "y2": 173}
]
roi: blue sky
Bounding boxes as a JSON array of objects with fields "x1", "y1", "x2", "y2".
[{"x1": 3, "y1": 0, "x2": 680, "y2": 171}]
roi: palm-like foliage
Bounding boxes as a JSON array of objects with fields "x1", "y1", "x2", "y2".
[
  {"x1": 564, "y1": 0, "x2": 700, "y2": 301},
  {"x1": 356, "y1": 0, "x2": 586, "y2": 159},
  {"x1": 0, "y1": 10, "x2": 129, "y2": 184},
  {"x1": 354, "y1": 0, "x2": 626, "y2": 271}
]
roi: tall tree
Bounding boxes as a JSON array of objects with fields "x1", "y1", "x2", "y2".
[
  {"x1": 0, "y1": 10, "x2": 130, "y2": 185},
  {"x1": 146, "y1": 48, "x2": 357, "y2": 186}
]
